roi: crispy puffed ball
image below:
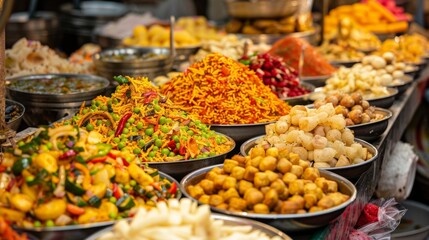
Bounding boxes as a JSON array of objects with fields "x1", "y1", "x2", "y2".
[
  {"x1": 209, "y1": 194, "x2": 224, "y2": 206},
  {"x1": 315, "y1": 177, "x2": 329, "y2": 193},
  {"x1": 298, "y1": 160, "x2": 310, "y2": 169},
  {"x1": 297, "y1": 209, "x2": 307, "y2": 214},
  {"x1": 199, "y1": 194, "x2": 210, "y2": 204},
  {"x1": 318, "y1": 196, "x2": 335, "y2": 209},
  {"x1": 260, "y1": 186, "x2": 270, "y2": 195},
  {"x1": 304, "y1": 193, "x2": 318, "y2": 209},
  {"x1": 211, "y1": 167, "x2": 223, "y2": 174},
  {"x1": 290, "y1": 165, "x2": 304, "y2": 178},
  {"x1": 277, "y1": 158, "x2": 292, "y2": 173},
  {"x1": 224, "y1": 159, "x2": 239, "y2": 173},
  {"x1": 244, "y1": 188, "x2": 264, "y2": 206},
  {"x1": 238, "y1": 180, "x2": 253, "y2": 195},
  {"x1": 327, "y1": 192, "x2": 350, "y2": 206},
  {"x1": 248, "y1": 156, "x2": 263, "y2": 168},
  {"x1": 254, "y1": 203, "x2": 270, "y2": 214},
  {"x1": 231, "y1": 155, "x2": 247, "y2": 165},
  {"x1": 230, "y1": 166, "x2": 246, "y2": 180},
  {"x1": 187, "y1": 185, "x2": 205, "y2": 199},
  {"x1": 229, "y1": 197, "x2": 247, "y2": 211},
  {"x1": 309, "y1": 206, "x2": 324, "y2": 212},
  {"x1": 282, "y1": 172, "x2": 298, "y2": 184},
  {"x1": 243, "y1": 166, "x2": 259, "y2": 182},
  {"x1": 263, "y1": 189, "x2": 279, "y2": 209},
  {"x1": 304, "y1": 182, "x2": 318, "y2": 194},
  {"x1": 266, "y1": 147, "x2": 279, "y2": 158},
  {"x1": 250, "y1": 146, "x2": 266, "y2": 158},
  {"x1": 265, "y1": 170, "x2": 279, "y2": 182},
  {"x1": 222, "y1": 176, "x2": 237, "y2": 190},
  {"x1": 278, "y1": 149, "x2": 290, "y2": 158},
  {"x1": 271, "y1": 179, "x2": 287, "y2": 194},
  {"x1": 222, "y1": 188, "x2": 240, "y2": 203},
  {"x1": 289, "y1": 180, "x2": 305, "y2": 195},
  {"x1": 259, "y1": 156, "x2": 277, "y2": 171},
  {"x1": 216, "y1": 203, "x2": 228, "y2": 210},
  {"x1": 315, "y1": 187, "x2": 325, "y2": 200},
  {"x1": 254, "y1": 172, "x2": 270, "y2": 188},
  {"x1": 302, "y1": 167, "x2": 320, "y2": 181},
  {"x1": 326, "y1": 180, "x2": 338, "y2": 193},
  {"x1": 281, "y1": 200, "x2": 300, "y2": 214},
  {"x1": 200, "y1": 179, "x2": 215, "y2": 194},
  {"x1": 213, "y1": 175, "x2": 227, "y2": 190},
  {"x1": 289, "y1": 153, "x2": 301, "y2": 165},
  {"x1": 205, "y1": 171, "x2": 218, "y2": 181}
]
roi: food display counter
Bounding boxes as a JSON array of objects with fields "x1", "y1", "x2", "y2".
[{"x1": 1, "y1": 1, "x2": 429, "y2": 239}]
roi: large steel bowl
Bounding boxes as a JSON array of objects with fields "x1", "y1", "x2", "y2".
[
  {"x1": 209, "y1": 122, "x2": 272, "y2": 144},
  {"x1": 224, "y1": 0, "x2": 299, "y2": 19},
  {"x1": 235, "y1": 26, "x2": 319, "y2": 46},
  {"x1": 281, "y1": 82, "x2": 315, "y2": 106},
  {"x1": 93, "y1": 47, "x2": 174, "y2": 81},
  {"x1": 300, "y1": 75, "x2": 331, "y2": 88},
  {"x1": 14, "y1": 172, "x2": 180, "y2": 240},
  {"x1": 240, "y1": 136, "x2": 379, "y2": 180},
  {"x1": 6, "y1": 99, "x2": 25, "y2": 131},
  {"x1": 85, "y1": 213, "x2": 292, "y2": 240},
  {"x1": 366, "y1": 87, "x2": 398, "y2": 108},
  {"x1": 387, "y1": 75, "x2": 413, "y2": 96},
  {"x1": 148, "y1": 133, "x2": 236, "y2": 180},
  {"x1": 180, "y1": 164, "x2": 357, "y2": 231},
  {"x1": 6, "y1": 74, "x2": 109, "y2": 127},
  {"x1": 347, "y1": 108, "x2": 393, "y2": 142}
]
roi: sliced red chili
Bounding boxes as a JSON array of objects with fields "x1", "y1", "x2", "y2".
[{"x1": 114, "y1": 112, "x2": 132, "y2": 137}]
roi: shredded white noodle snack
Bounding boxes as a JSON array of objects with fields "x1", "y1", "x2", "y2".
[
  {"x1": 6, "y1": 38, "x2": 95, "y2": 78},
  {"x1": 97, "y1": 199, "x2": 288, "y2": 240}
]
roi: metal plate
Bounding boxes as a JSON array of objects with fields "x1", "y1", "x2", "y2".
[
  {"x1": 281, "y1": 82, "x2": 315, "y2": 106},
  {"x1": 240, "y1": 136, "x2": 379, "y2": 180},
  {"x1": 300, "y1": 75, "x2": 331, "y2": 88},
  {"x1": 6, "y1": 74, "x2": 109, "y2": 103},
  {"x1": 180, "y1": 164, "x2": 357, "y2": 231},
  {"x1": 347, "y1": 108, "x2": 393, "y2": 142},
  {"x1": 85, "y1": 213, "x2": 292, "y2": 240},
  {"x1": 210, "y1": 122, "x2": 273, "y2": 144},
  {"x1": 148, "y1": 133, "x2": 236, "y2": 180},
  {"x1": 366, "y1": 87, "x2": 398, "y2": 108},
  {"x1": 14, "y1": 172, "x2": 181, "y2": 240},
  {"x1": 387, "y1": 75, "x2": 414, "y2": 95}
]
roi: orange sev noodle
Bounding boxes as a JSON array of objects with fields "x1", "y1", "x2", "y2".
[{"x1": 161, "y1": 53, "x2": 291, "y2": 124}]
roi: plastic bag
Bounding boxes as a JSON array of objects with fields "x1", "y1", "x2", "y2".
[{"x1": 349, "y1": 198, "x2": 407, "y2": 240}]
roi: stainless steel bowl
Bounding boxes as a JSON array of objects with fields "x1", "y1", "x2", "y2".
[
  {"x1": 387, "y1": 75, "x2": 414, "y2": 95},
  {"x1": 366, "y1": 87, "x2": 398, "y2": 109},
  {"x1": 6, "y1": 99, "x2": 25, "y2": 131},
  {"x1": 85, "y1": 213, "x2": 292, "y2": 240},
  {"x1": 330, "y1": 59, "x2": 361, "y2": 68},
  {"x1": 180, "y1": 164, "x2": 357, "y2": 231},
  {"x1": 148, "y1": 133, "x2": 236, "y2": 180},
  {"x1": 14, "y1": 172, "x2": 181, "y2": 240},
  {"x1": 224, "y1": 0, "x2": 299, "y2": 19},
  {"x1": 210, "y1": 122, "x2": 273, "y2": 144},
  {"x1": 281, "y1": 82, "x2": 315, "y2": 106},
  {"x1": 235, "y1": 26, "x2": 319, "y2": 46},
  {"x1": 6, "y1": 74, "x2": 109, "y2": 127},
  {"x1": 347, "y1": 108, "x2": 393, "y2": 142},
  {"x1": 93, "y1": 47, "x2": 174, "y2": 81},
  {"x1": 300, "y1": 75, "x2": 331, "y2": 88},
  {"x1": 240, "y1": 136, "x2": 378, "y2": 180},
  {"x1": 404, "y1": 66, "x2": 419, "y2": 79},
  {"x1": 6, "y1": 11, "x2": 59, "y2": 48}
]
